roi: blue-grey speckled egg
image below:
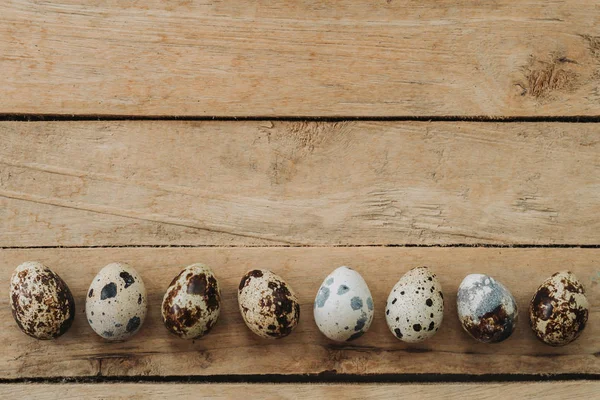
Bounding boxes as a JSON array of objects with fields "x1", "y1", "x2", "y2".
[
  {"x1": 457, "y1": 274, "x2": 518, "y2": 343},
  {"x1": 314, "y1": 266, "x2": 374, "y2": 342}
]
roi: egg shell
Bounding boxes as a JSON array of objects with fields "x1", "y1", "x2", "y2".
[
  {"x1": 457, "y1": 274, "x2": 518, "y2": 343},
  {"x1": 238, "y1": 269, "x2": 300, "y2": 339},
  {"x1": 86, "y1": 262, "x2": 147, "y2": 341},
  {"x1": 162, "y1": 263, "x2": 222, "y2": 339},
  {"x1": 385, "y1": 266, "x2": 444, "y2": 343},
  {"x1": 529, "y1": 271, "x2": 589, "y2": 346},
  {"x1": 9, "y1": 261, "x2": 75, "y2": 340},
  {"x1": 314, "y1": 266, "x2": 374, "y2": 342}
]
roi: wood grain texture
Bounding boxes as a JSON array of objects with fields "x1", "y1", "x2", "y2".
[
  {"x1": 0, "y1": 247, "x2": 597, "y2": 378},
  {"x1": 1, "y1": 121, "x2": 599, "y2": 247},
  {"x1": 2, "y1": 382, "x2": 599, "y2": 399},
  {"x1": 1, "y1": 1, "x2": 600, "y2": 116}
]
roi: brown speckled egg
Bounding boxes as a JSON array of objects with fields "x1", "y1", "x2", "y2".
[
  {"x1": 529, "y1": 271, "x2": 589, "y2": 346},
  {"x1": 238, "y1": 269, "x2": 300, "y2": 339},
  {"x1": 9, "y1": 261, "x2": 75, "y2": 339},
  {"x1": 162, "y1": 263, "x2": 221, "y2": 339}
]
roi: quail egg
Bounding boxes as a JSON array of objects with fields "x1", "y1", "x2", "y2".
[
  {"x1": 529, "y1": 271, "x2": 589, "y2": 346},
  {"x1": 238, "y1": 269, "x2": 300, "y2": 339},
  {"x1": 385, "y1": 266, "x2": 444, "y2": 343},
  {"x1": 314, "y1": 266, "x2": 374, "y2": 342},
  {"x1": 162, "y1": 263, "x2": 221, "y2": 339},
  {"x1": 457, "y1": 274, "x2": 518, "y2": 343},
  {"x1": 86, "y1": 262, "x2": 147, "y2": 341},
  {"x1": 9, "y1": 261, "x2": 75, "y2": 339}
]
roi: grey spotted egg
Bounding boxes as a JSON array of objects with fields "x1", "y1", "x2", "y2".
[
  {"x1": 385, "y1": 266, "x2": 444, "y2": 343},
  {"x1": 162, "y1": 263, "x2": 221, "y2": 339},
  {"x1": 9, "y1": 261, "x2": 75, "y2": 340},
  {"x1": 314, "y1": 266, "x2": 374, "y2": 342},
  {"x1": 238, "y1": 269, "x2": 300, "y2": 339},
  {"x1": 86, "y1": 262, "x2": 147, "y2": 341},
  {"x1": 457, "y1": 274, "x2": 518, "y2": 343},
  {"x1": 529, "y1": 271, "x2": 589, "y2": 346}
]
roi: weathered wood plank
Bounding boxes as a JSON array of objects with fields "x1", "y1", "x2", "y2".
[
  {"x1": 0, "y1": 248, "x2": 597, "y2": 378},
  {"x1": 1, "y1": 1, "x2": 600, "y2": 116},
  {"x1": 2, "y1": 382, "x2": 599, "y2": 399},
  {"x1": 1, "y1": 121, "x2": 598, "y2": 247}
]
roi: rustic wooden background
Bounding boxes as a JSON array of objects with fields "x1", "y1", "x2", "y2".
[{"x1": 0, "y1": 1, "x2": 598, "y2": 398}]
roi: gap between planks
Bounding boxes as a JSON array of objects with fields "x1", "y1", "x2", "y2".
[
  {"x1": 0, "y1": 244, "x2": 599, "y2": 249},
  {"x1": 1, "y1": 373, "x2": 599, "y2": 384},
  {"x1": 2, "y1": 115, "x2": 600, "y2": 122}
]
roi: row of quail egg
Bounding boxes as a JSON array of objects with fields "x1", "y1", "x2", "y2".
[{"x1": 9, "y1": 262, "x2": 589, "y2": 346}]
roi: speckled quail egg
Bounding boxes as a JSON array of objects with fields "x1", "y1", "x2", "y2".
[
  {"x1": 9, "y1": 261, "x2": 75, "y2": 340},
  {"x1": 162, "y1": 263, "x2": 221, "y2": 339},
  {"x1": 457, "y1": 274, "x2": 518, "y2": 343},
  {"x1": 238, "y1": 269, "x2": 300, "y2": 339},
  {"x1": 86, "y1": 262, "x2": 147, "y2": 341},
  {"x1": 529, "y1": 271, "x2": 589, "y2": 346},
  {"x1": 314, "y1": 266, "x2": 374, "y2": 342},
  {"x1": 385, "y1": 266, "x2": 444, "y2": 343}
]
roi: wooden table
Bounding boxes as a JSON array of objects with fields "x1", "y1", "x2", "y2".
[{"x1": 1, "y1": 1, "x2": 598, "y2": 398}]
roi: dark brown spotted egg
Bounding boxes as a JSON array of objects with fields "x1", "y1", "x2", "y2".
[
  {"x1": 457, "y1": 274, "x2": 518, "y2": 343},
  {"x1": 86, "y1": 262, "x2": 147, "y2": 341},
  {"x1": 529, "y1": 271, "x2": 589, "y2": 346},
  {"x1": 238, "y1": 269, "x2": 300, "y2": 339},
  {"x1": 162, "y1": 263, "x2": 221, "y2": 339},
  {"x1": 9, "y1": 261, "x2": 75, "y2": 339}
]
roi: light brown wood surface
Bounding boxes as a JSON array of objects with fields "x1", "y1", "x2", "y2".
[
  {"x1": 1, "y1": 1, "x2": 600, "y2": 116},
  {"x1": 1, "y1": 121, "x2": 598, "y2": 247},
  {"x1": 0, "y1": 247, "x2": 597, "y2": 378},
  {"x1": 3, "y1": 382, "x2": 599, "y2": 399},
  {"x1": 1, "y1": 2, "x2": 599, "y2": 394}
]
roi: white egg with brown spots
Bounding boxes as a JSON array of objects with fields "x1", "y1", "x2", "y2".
[
  {"x1": 529, "y1": 271, "x2": 589, "y2": 346},
  {"x1": 314, "y1": 266, "x2": 374, "y2": 342},
  {"x1": 86, "y1": 262, "x2": 147, "y2": 341},
  {"x1": 9, "y1": 261, "x2": 75, "y2": 340},
  {"x1": 385, "y1": 267, "x2": 444, "y2": 343},
  {"x1": 238, "y1": 269, "x2": 300, "y2": 339},
  {"x1": 162, "y1": 263, "x2": 222, "y2": 339}
]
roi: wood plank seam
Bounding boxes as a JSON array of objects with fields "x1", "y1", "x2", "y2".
[
  {"x1": 1, "y1": 245, "x2": 598, "y2": 249},
  {"x1": 0, "y1": 374, "x2": 599, "y2": 384},
  {"x1": 2, "y1": 116, "x2": 600, "y2": 122}
]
